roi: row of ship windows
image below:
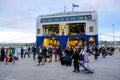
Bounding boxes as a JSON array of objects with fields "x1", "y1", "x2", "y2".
[
  {"x1": 37, "y1": 26, "x2": 94, "y2": 34},
  {"x1": 40, "y1": 15, "x2": 92, "y2": 23}
]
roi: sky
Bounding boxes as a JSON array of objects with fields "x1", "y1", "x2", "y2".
[{"x1": 0, "y1": 0, "x2": 120, "y2": 43}]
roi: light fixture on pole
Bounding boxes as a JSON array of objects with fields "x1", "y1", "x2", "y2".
[
  {"x1": 112, "y1": 24, "x2": 114, "y2": 46},
  {"x1": 64, "y1": 6, "x2": 66, "y2": 12}
]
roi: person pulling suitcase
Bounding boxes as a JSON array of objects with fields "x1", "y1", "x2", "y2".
[{"x1": 72, "y1": 47, "x2": 80, "y2": 73}]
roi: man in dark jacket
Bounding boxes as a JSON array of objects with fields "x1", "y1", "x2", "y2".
[
  {"x1": 1, "y1": 47, "x2": 5, "y2": 61},
  {"x1": 94, "y1": 46, "x2": 98, "y2": 60},
  {"x1": 72, "y1": 47, "x2": 80, "y2": 73},
  {"x1": 32, "y1": 46, "x2": 36, "y2": 60},
  {"x1": 21, "y1": 47, "x2": 24, "y2": 59}
]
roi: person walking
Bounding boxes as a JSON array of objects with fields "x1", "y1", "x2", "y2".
[
  {"x1": 57, "y1": 46, "x2": 63, "y2": 61},
  {"x1": 64, "y1": 46, "x2": 72, "y2": 66},
  {"x1": 28, "y1": 47, "x2": 31, "y2": 57},
  {"x1": 24, "y1": 47, "x2": 30, "y2": 58},
  {"x1": 80, "y1": 47, "x2": 85, "y2": 63},
  {"x1": 94, "y1": 46, "x2": 99, "y2": 60},
  {"x1": 32, "y1": 46, "x2": 36, "y2": 60},
  {"x1": 42, "y1": 46, "x2": 47, "y2": 62},
  {"x1": 53, "y1": 47, "x2": 57, "y2": 62},
  {"x1": 84, "y1": 47, "x2": 90, "y2": 63},
  {"x1": 72, "y1": 47, "x2": 80, "y2": 73},
  {"x1": 21, "y1": 47, "x2": 24, "y2": 59},
  {"x1": 37, "y1": 46, "x2": 43, "y2": 66},
  {"x1": 47, "y1": 46, "x2": 53, "y2": 62},
  {"x1": 15, "y1": 48, "x2": 19, "y2": 60},
  {"x1": 0, "y1": 47, "x2": 5, "y2": 61},
  {"x1": 6, "y1": 47, "x2": 15, "y2": 64},
  {"x1": 102, "y1": 47, "x2": 106, "y2": 58}
]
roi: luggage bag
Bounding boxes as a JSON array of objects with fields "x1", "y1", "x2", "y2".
[
  {"x1": 79, "y1": 62, "x2": 94, "y2": 73},
  {"x1": 61, "y1": 56, "x2": 72, "y2": 66},
  {"x1": 42, "y1": 58, "x2": 45, "y2": 65}
]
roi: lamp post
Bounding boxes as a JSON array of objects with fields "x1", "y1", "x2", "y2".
[{"x1": 112, "y1": 24, "x2": 114, "y2": 46}]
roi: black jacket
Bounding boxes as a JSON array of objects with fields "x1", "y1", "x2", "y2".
[{"x1": 72, "y1": 51, "x2": 80, "y2": 61}]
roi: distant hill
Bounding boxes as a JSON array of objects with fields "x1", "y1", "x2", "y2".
[{"x1": 0, "y1": 42, "x2": 35, "y2": 47}]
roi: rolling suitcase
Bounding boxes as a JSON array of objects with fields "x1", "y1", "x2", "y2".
[
  {"x1": 84, "y1": 64, "x2": 94, "y2": 73},
  {"x1": 79, "y1": 62, "x2": 94, "y2": 73}
]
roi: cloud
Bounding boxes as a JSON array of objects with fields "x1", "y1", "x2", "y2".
[
  {"x1": 0, "y1": 30, "x2": 35, "y2": 43},
  {"x1": 0, "y1": 0, "x2": 120, "y2": 42},
  {"x1": 1, "y1": 0, "x2": 120, "y2": 13},
  {"x1": 0, "y1": 14, "x2": 35, "y2": 33}
]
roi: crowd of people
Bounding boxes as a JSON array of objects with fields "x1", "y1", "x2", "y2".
[
  {"x1": 0, "y1": 46, "x2": 32, "y2": 64},
  {"x1": 36, "y1": 44, "x2": 115, "y2": 72},
  {"x1": 0, "y1": 47, "x2": 16, "y2": 64},
  {"x1": 0, "y1": 44, "x2": 115, "y2": 73}
]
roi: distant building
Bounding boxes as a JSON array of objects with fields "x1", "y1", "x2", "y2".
[
  {"x1": 36, "y1": 11, "x2": 98, "y2": 49},
  {"x1": 99, "y1": 41, "x2": 120, "y2": 48}
]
